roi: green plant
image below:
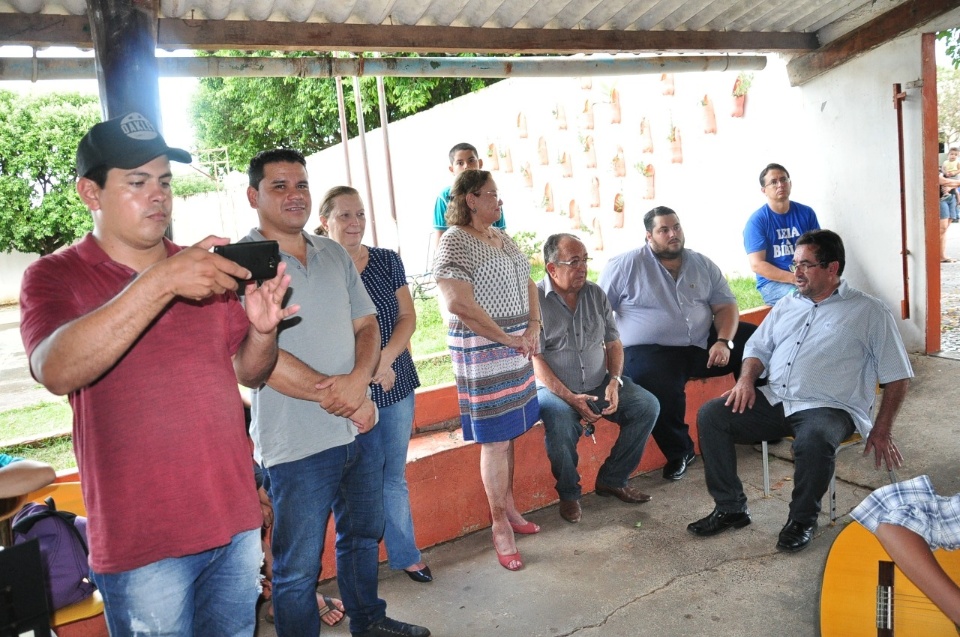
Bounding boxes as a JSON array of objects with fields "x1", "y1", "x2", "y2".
[
  {"x1": 733, "y1": 72, "x2": 754, "y2": 97},
  {"x1": 0, "y1": 400, "x2": 71, "y2": 443},
  {"x1": 1, "y1": 436, "x2": 76, "y2": 472},
  {"x1": 511, "y1": 231, "x2": 543, "y2": 264},
  {"x1": 171, "y1": 172, "x2": 220, "y2": 198},
  {"x1": 727, "y1": 275, "x2": 764, "y2": 310}
]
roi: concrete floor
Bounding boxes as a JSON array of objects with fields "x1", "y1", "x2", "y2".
[{"x1": 256, "y1": 352, "x2": 960, "y2": 637}]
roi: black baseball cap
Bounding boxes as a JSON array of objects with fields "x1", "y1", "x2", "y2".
[{"x1": 76, "y1": 112, "x2": 192, "y2": 178}]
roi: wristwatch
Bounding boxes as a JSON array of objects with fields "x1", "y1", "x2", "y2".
[
  {"x1": 610, "y1": 374, "x2": 624, "y2": 387},
  {"x1": 717, "y1": 338, "x2": 734, "y2": 350}
]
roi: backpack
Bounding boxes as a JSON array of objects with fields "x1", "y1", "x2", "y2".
[{"x1": 12, "y1": 496, "x2": 97, "y2": 611}]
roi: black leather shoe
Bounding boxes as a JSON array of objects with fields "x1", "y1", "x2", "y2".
[
  {"x1": 353, "y1": 617, "x2": 431, "y2": 637},
  {"x1": 687, "y1": 509, "x2": 752, "y2": 537},
  {"x1": 404, "y1": 564, "x2": 433, "y2": 583},
  {"x1": 776, "y1": 519, "x2": 817, "y2": 552},
  {"x1": 662, "y1": 452, "x2": 697, "y2": 480}
]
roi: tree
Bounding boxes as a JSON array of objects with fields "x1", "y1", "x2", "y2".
[
  {"x1": 190, "y1": 51, "x2": 499, "y2": 169},
  {"x1": 939, "y1": 66, "x2": 960, "y2": 147},
  {"x1": 0, "y1": 91, "x2": 101, "y2": 256},
  {"x1": 939, "y1": 29, "x2": 960, "y2": 69}
]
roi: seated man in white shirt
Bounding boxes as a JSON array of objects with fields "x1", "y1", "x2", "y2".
[{"x1": 688, "y1": 229, "x2": 913, "y2": 553}]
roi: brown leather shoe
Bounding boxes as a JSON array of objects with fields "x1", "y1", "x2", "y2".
[
  {"x1": 559, "y1": 499, "x2": 582, "y2": 523},
  {"x1": 595, "y1": 483, "x2": 653, "y2": 504}
]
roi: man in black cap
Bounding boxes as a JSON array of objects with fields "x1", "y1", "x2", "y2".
[{"x1": 19, "y1": 112, "x2": 297, "y2": 635}]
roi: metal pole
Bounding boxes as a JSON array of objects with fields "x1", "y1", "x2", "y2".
[
  {"x1": 352, "y1": 75, "x2": 378, "y2": 247},
  {"x1": 375, "y1": 56, "x2": 399, "y2": 249},
  {"x1": 0, "y1": 55, "x2": 768, "y2": 82},
  {"x1": 335, "y1": 74, "x2": 352, "y2": 186}
]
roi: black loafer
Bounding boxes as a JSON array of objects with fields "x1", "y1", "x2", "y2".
[
  {"x1": 687, "y1": 509, "x2": 752, "y2": 537},
  {"x1": 353, "y1": 617, "x2": 431, "y2": 637},
  {"x1": 404, "y1": 565, "x2": 433, "y2": 583},
  {"x1": 662, "y1": 452, "x2": 697, "y2": 480},
  {"x1": 776, "y1": 519, "x2": 817, "y2": 552}
]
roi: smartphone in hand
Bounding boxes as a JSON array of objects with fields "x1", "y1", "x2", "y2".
[
  {"x1": 213, "y1": 240, "x2": 280, "y2": 282},
  {"x1": 587, "y1": 396, "x2": 610, "y2": 415}
]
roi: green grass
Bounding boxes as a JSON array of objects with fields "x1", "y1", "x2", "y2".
[
  {"x1": 0, "y1": 400, "x2": 71, "y2": 442},
  {"x1": 1, "y1": 436, "x2": 76, "y2": 472},
  {"x1": 414, "y1": 354, "x2": 455, "y2": 386},
  {"x1": 728, "y1": 275, "x2": 764, "y2": 310}
]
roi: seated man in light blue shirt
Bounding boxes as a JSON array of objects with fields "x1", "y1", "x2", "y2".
[
  {"x1": 599, "y1": 207, "x2": 757, "y2": 482},
  {"x1": 533, "y1": 234, "x2": 660, "y2": 524},
  {"x1": 689, "y1": 229, "x2": 913, "y2": 553}
]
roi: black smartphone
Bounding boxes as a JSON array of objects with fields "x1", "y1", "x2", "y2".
[
  {"x1": 587, "y1": 397, "x2": 610, "y2": 415},
  {"x1": 213, "y1": 241, "x2": 280, "y2": 282}
]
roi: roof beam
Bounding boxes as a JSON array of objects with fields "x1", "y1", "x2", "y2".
[
  {"x1": 0, "y1": 14, "x2": 819, "y2": 53},
  {"x1": 786, "y1": 0, "x2": 959, "y2": 86}
]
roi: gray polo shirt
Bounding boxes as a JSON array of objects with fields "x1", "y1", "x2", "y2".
[
  {"x1": 537, "y1": 277, "x2": 619, "y2": 393},
  {"x1": 244, "y1": 230, "x2": 377, "y2": 468},
  {"x1": 598, "y1": 243, "x2": 736, "y2": 349}
]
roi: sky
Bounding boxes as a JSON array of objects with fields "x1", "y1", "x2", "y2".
[{"x1": 0, "y1": 45, "x2": 199, "y2": 153}]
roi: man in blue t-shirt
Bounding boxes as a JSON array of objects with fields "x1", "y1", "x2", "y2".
[
  {"x1": 431, "y1": 142, "x2": 507, "y2": 256},
  {"x1": 743, "y1": 163, "x2": 820, "y2": 305}
]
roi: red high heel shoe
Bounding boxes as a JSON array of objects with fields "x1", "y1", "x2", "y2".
[
  {"x1": 510, "y1": 520, "x2": 540, "y2": 535},
  {"x1": 496, "y1": 549, "x2": 524, "y2": 571}
]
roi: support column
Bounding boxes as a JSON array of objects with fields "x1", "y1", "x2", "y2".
[{"x1": 86, "y1": 0, "x2": 161, "y2": 127}]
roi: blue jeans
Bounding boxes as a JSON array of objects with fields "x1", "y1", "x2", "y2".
[
  {"x1": 358, "y1": 393, "x2": 422, "y2": 570},
  {"x1": 697, "y1": 392, "x2": 856, "y2": 525},
  {"x1": 537, "y1": 377, "x2": 659, "y2": 501},
  {"x1": 757, "y1": 280, "x2": 797, "y2": 306},
  {"x1": 91, "y1": 529, "x2": 260, "y2": 637},
  {"x1": 267, "y1": 437, "x2": 387, "y2": 635}
]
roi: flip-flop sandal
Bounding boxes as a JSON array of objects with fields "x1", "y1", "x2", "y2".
[{"x1": 318, "y1": 594, "x2": 345, "y2": 627}]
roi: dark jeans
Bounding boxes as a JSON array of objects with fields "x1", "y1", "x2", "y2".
[
  {"x1": 537, "y1": 376, "x2": 659, "y2": 501},
  {"x1": 697, "y1": 392, "x2": 855, "y2": 525},
  {"x1": 623, "y1": 322, "x2": 757, "y2": 463}
]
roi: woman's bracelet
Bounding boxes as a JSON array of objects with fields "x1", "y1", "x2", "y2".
[{"x1": 528, "y1": 318, "x2": 542, "y2": 324}]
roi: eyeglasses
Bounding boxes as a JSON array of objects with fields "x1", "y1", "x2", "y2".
[
  {"x1": 555, "y1": 257, "x2": 593, "y2": 268},
  {"x1": 789, "y1": 261, "x2": 827, "y2": 273},
  {"x1": 765, "y1": 177, "x2": 791, "y2": 188},
  {"x1": 473, "y1": 190, "x2": 500, "y2": 199}
]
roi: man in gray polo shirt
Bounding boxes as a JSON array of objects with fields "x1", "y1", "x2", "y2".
[
  {"x1": 533, "y1": 234, "x2": 660, "y2": 524},
  {"x1": 244, "y1": 149, "x2": 430, "y2": 637}
]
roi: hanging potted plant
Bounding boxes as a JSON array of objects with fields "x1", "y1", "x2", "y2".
[
  {"x1": 500, "y1": 146, "x2": 513, "y2": 173},
  {"x1": 537, "y1": 136, "x2": 549, "y2": 165},
  {"x1": 486, "y1": 143, "x2": 500, "y2": 171},
  {"x1": 569, "y1": 200, "x2": 582, "y2": 230},
  {"x1": 542, "y1": 182, "x2": 555, "y2": 212},
  {"x1": 667, "y1": 126, "x2": 682, "y2": 164},
  {"x1": 732, "y1": 72, "x2": 753, "y2": 118},
  {"x1": 701, "y1": 95, "x2": 717, "y2": 134},
  {"x1": 590, "y1": 176, "x2": 601, "y2": 208},
  {"x1": 520, "y1": 162, "x2": 533, "y2": 188},
  {"x1": 613, "y1": 191, "x2": 625, "y2": 229},
  {"x1": 636, "y1": 162, "x2": 656, "y2": 200},
  {"x1": 612, "y1": 146, "x2": 626, "y2": 177},
  {"x1": 553, "y1": 104, "x2": 567, "y2": 130},
  {"x1": 610, "y1": 87, "x2": 621, "y2": 124},
  {"x1": 661, "y1": 73, "x2": 675, "y2": 96},
  {"x1": 640, "y1": 117, "x2": 654, "y2": 154},
  {"x1": 517, "y1": 112, "x2": 528, "y2": 138},
  {"x1": 591, "y1": 217, "x2": 604, "y2": 251},
  {"x1": 580, "y1": 99, "x2": 595, "y2": 130},
  {"x1": 580, "y1": 134, "x2": 597, "y2": 168},
  {"x1": 558, "y1": 151, "x2": 574, "y2": 178}
]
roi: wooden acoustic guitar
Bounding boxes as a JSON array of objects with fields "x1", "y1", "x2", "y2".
[{"x1": 821, "y1": 521, "x2": 960, "y2": 636}]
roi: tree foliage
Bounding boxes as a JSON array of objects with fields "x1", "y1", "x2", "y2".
[
  {"x1": 939, "y1": 29, "x2": 960, "y2": 69},
  {"x1": 939, "y1": 66, "x2": 960, "y2": 146},
  {"x1": 0, "y1": 91, "x2": 101, "y2": 256},
  {"x1": 190, "y1": 52, "x2": 499, "y2": 170}
]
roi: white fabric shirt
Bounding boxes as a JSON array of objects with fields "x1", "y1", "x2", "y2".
[{"x1": 745, "y1": 280, "x2": 913, "y2": 437}]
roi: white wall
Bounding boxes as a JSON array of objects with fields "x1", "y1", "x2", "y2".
[
  {"x1": 795, "y1": 35, "x2": 927, "y2": 350},
  {"x1": 0, "y1": 251, "x2": 37, "y2": 305}
]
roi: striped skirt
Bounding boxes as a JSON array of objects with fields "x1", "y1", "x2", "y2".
[{"x1": 447, "y1": 316, "x2": 539, "y2": 443}]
